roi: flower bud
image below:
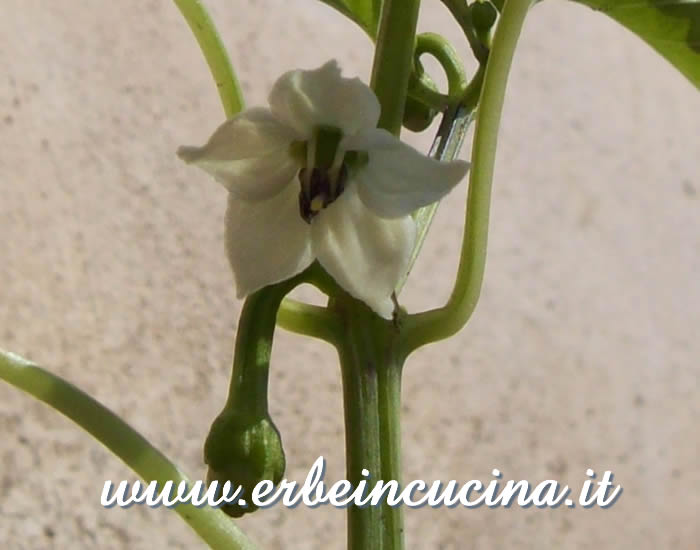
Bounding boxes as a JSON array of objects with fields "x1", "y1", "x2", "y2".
[
  {"x1": 204, "y1": 411, "x2": 285, "y2": 518},
  {"x1": 404, "y1": 65, "x2": 439, "y2": 132},
  {"x1": 403, "y1": 94, "x2": 438, "y2": 132},
  {"x1": 470, "y1": 1, "x2": 499, "y2": 32}
]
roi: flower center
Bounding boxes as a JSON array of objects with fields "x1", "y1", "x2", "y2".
[
  {"x1": 297, "y1": 126, "x2": 347, "y2": 224},
  {"x1": 298, "y1": 165, "x2": 348, "y2": 223}
]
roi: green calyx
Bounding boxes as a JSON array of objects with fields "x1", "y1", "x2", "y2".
[
  {"x1": 404, "y1": 62, "x2": 440, "y2": 131},
  {"x1": 403, "y1": 94, "x2": 438, "y2": 132},
  {"x1": 204, "y1": 411, "x2": 286, "y2": 518},
  {"x1": 471, "y1": 1, "x2": 499, "y2": 31}
]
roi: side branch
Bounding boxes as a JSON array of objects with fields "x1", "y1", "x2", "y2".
[
  {"x1": 0, "y1": 349, "x2": 258, "y2": 550},
  {"x1": 173, "y1": 0, "x2": 245, "y2": 118},
  {"x1": 401, "y1": 0, "x2": 535, "y2": 355},
  {"x1": 277, "y1": 298, "x2": 340, "y2": 344}
]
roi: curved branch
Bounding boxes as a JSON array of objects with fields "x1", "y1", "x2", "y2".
[
  {"x1": 414, "y1": 32, "x2": 468, "y2": 98},
  {"x1": 401, "y1": 0, "x2": 535, "y2": 354},
  {"x1": 173, "y1": 0, "x2": 245, "y2": 118},
  {"x1": 0, "y1": 349, "x2": 258, "y2": 550},
  {"x1": 277, "y1": 298, "x2": 340, "y2": 344}
]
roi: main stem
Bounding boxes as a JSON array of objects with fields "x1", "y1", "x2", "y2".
[
  {"x1": 370, "y1": 0, "x2": 421, "y2": 134},
  {"x1": 338, "y1": 301, "x2": 405, "y2": 550},
  {"x1": 376, "y1": 343, "x2": 404, "y2": 549},
  {"x1": 338, "y1": 0, "x2": 420, "y2": 548}
]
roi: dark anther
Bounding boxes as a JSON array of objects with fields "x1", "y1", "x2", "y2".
[{"x1": 298, "y1": 165, "x2": 348, "y2": 224}]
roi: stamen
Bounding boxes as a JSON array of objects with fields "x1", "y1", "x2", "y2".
[
  {"x1": 328, "y1": 145, "x2": 346, "y2": 194},
  {"x1": 310, "y1": 195, "x2": 326, "y2": 213},
  {"x1": 297, "y1": 127, "x2": 350, "y2": 223},
  {"x1": 299, "y1": 167, "x2": 332, "y2": 223},
  {"x1": 303, "y1": 133, "x2": 316, "y2": 194}
]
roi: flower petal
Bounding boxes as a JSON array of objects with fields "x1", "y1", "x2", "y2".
[
  {"x1": 268, "y1": 60, "x2": 380, "y2": 139},
  {"x1": 311, "y1": 186, "x2": 415, "y2": 319},
  {"x1": 178, "y1": 107, "x2": 300, "y2": 201},
  {"x1": 225, "y1": 182, "x2": 313, "y2": 297},
  {"x1": 343, "y1": 128, "x2": 470, "y2": 218}
]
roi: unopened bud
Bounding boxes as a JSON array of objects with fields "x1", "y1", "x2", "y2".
[{"x1": 204, "y1": 411, "x2": 285, "y2": 518}]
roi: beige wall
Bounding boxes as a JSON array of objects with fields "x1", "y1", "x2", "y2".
[{"x1": 1, "y1": 1, "x2": 698, "y2": 548}]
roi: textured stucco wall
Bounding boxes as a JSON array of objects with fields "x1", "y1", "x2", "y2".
[{"x1": 1, "y1": 1, "x2": 698, "y2": 549}]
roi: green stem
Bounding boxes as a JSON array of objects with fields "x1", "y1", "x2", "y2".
[
  {"x1": 342, "y1": 4, "x2": 422, "y2": 548},
  {"x1": 276, "y1": 299, "x2": 340, "y2": 343},
  {"x1": 0, "y1": 349, "x2": 258, "y2": 550},
  {"x1": 226, "y1": 271, "x2": 341, "y2": 415},
  {"x1": 335, "y1": 298, "x2": 406, "y2": 550},
  {"x1": 370, "y1": 0, "x2": 422, "y2": 134},
  {"x1": 225, "y1": 284, "x2": 293, "y2": 417},
  {"x1": 407, "y1": 80, "x2": 450, "y2": 113},
  {"x1": 276, "y1": 262, "x2": 342, "y2": 341},
  {"x1": 398, "y1": 104, "x2": 475, "y2": 292},
  {"x1": 402, "y1": 0, "x2": 535, "y2": 353},
  {"x1": 398, "y1": 65, "x2": 485, "y2": 292},
  {"x1": 439, "y1": 0, "x2": 489, "y2": 64},
  {"x1": 377, "y1": 343, "x2": 405, "y2": 550},
  {"x1": 337, "y1": 304, "x2": 385, "y2": 550},
  {"x1": 173, "y1": 0, "x2": 245, "y2": 118},
  {"x1": 415, "y1": 33, "x2": 468, "y2": 98}
]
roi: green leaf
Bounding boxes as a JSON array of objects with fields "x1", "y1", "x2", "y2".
[
  {"x1": 317, "y1": 0, "x2": 382, "y2": 39},
  {"x1": 568, "y1": 0, "x2": 700, "y2": 89}
]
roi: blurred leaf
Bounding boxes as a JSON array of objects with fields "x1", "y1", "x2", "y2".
[
  {"x1": 317, "y1": 0, "x2": 382, "y2": 39},
  {"x1": 568, "y1": 0, "x2": 700, "y2": 88}
]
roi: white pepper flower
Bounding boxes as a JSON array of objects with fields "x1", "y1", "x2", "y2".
[{"x1": 178, "y1": 60, "x2": 468, "y2": 318}]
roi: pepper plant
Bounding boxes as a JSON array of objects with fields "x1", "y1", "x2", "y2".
[{"x1": 1, "y1": 1, "x2": 698, "y2": 549}]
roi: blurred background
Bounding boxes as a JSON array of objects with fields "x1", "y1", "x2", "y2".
[{"x1": 1, "y1": 1, "x2": 698, "y2": 548}]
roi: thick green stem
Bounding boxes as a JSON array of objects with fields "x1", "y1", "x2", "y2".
[
  {"x1": 332, "y1": 4, "x2": 426, "y2": 549},
  {"x1": 377, "y1": 345, "x2": 404, "y2": 550},
  {"x1": 0, "y1": 349, "x2": 258, "y2": 550},
  {"x1": 370, "y1": 0, "x2": 422, "y2": 134},
  {"x1": 337, "y1": 305, "x2": 384, "y2": 550},
  {"x1": 337, "y1": 3, "x2": 421, "y2": 548},
  {"x1": 402, "y1": 0, "x2": 535, "y2": 353},
  {"x1": 173, "y1": 0, "x2": 245, "y2": 118},
  {"x1": 335, "y1": 299, "x2": 406, "y2": 550}
]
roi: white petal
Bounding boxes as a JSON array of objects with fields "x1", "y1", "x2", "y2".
[
  {"x1": 178, "y1": 107, "x2": 301, "y2": 201},
  {"x1": 311, "y1": 187, "x2": 415, "y2": 319},
  {"x1": 268, "y1": 60, "x2": 380, "y2": 139},
  {"x1": 343, "y1": 128, "x2": 469, "y2": 218},
  {"x1": 225, "y1": 182, "x2": 313, "y2": 297}
]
